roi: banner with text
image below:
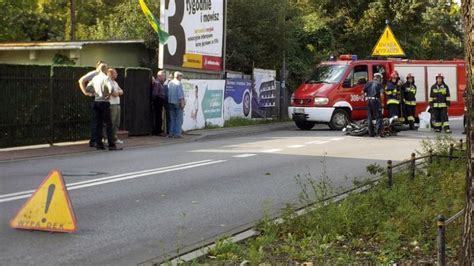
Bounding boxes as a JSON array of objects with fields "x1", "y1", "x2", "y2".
[
  {"x1": 224, "y1": 79, "x2": 252, "y2": 120},
  {"x1": 182, "y1": 79, "x2": 225, "y2": 131},
  {"x1": 159, "y1": 0, "x2": 226, "y2": 71}
]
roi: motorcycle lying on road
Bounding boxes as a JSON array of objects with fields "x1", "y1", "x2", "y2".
[{"x1": 342, "y1": 118, "x2": 403, "y2": 137}]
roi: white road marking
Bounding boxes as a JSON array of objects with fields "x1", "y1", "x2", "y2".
[
  {"x1": 287, "y1": 145, "x2": 305, "y2": 148},
  {"x1": 261, "y1": 149, "x2": 282, "y2": 153},
  {"x1": 330, "y1": 137, "x2": 344, "y2": 141},
  {"x1": 304, "y1": 140, "x2": 323, "y2": 145},
  {"x1": 233, "y1": 154, "x2": 257, "y2": 158},
  {"x1": 0, "y1": 160, "x2": 225, "y2": 203}
]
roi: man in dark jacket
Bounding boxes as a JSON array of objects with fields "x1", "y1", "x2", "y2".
[
  {"x1": 151, "y1": 70, "x2": 168, "y2": 136},
  {"x1": 429, "y1": 73, "x2": 451, "y2": 133},
  {"x1": 402, "y1": 73, "x2": 417, "y2": 130},
  {"x1": 364, "y1": 73, "x2": 384, "y2": 137}
]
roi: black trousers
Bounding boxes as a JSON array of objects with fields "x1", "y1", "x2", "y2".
[
  {"x1": 387, "y1": 103, "x2": 399, "y2": 118},
  {"x1": 90, "y1": 98, "x2": 98, "y2": 145},
  {"x1": 152, "y1": 97, "x2": 168, "y2": 135},
  {"x1": 368, "y1": 99, "x2": 383, "y2": 136},
  {"x1": 404, "y1": 105, "x2": 415, "y2": 121},
  {"x1": 93, "y1": 101, "x2": 115, "y2": 147},
  {"x1": 433, "y1": 107, "x2": 449, "y2": 129}
]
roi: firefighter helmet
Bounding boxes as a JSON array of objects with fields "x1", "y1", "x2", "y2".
[
  {"x1": 436, "y1": 73, "x2": 444, "y2": 79},
  {"x1": 390, "y1": 72, "x2": 398, "y2": 79},
  {"x1": 374, "y1": 73, "x2": 383, "y2": 79},
  {"x1": 406, "y1": 73, "x2": 414, "y2": 79}
]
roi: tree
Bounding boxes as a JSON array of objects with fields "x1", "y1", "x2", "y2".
[{"x1": 461, "y1": 0, "x2": 473, "y2": 263}]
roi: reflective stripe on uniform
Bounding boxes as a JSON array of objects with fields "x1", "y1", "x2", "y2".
[
  {"x1": 433, "y1": 103, "x2": 447, "y2": 108},
  {"x1": 387, "y1": 99, "x2": 399, "y2": 104},
  {"x1": 404, "y1": 100, "x2": 416, "y2": 105},
  {"x1": 407, "y1": 116, "x2": 415, "y2": 121},
  {"x1": 434, "y1": 122, "x2": 442, "y2": 127},
  {"x1": 442, "y1": 122, "x2": 450, "y2": 127}
]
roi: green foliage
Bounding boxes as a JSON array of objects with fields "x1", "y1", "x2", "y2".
[
  {"x1": 202, "y1": 140, "x2": 466, "y2": 263},
  {"x1": 0, "y1": 0, "x2": 463, "y2": 91},
  {"x1": 52, "y1": 54, "x2": 76, "y2": 65},
  {"x1": 207, "y1": 236, "x2": 243, "y2": 261}
]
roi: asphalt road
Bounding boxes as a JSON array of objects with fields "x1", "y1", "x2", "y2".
[{"x1": 0, "y1": 119, "x2": 464, "y2": 265}]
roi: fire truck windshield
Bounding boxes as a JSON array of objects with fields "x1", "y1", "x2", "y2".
[{"x1": 305, "y1": 64, "x2": 348, "y2": 84}]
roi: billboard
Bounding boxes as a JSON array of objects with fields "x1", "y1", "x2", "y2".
[
  {"x1": 182, "y1": 79, "x2": 225, "y2": 131},
  {"x1": 251, "y1": 68, "x2": 279, "y2": 118},
  {"x1": 224, "y1": 79, "x2": 252, "y2": 120},
  {"x1": 159, "y1": 0, "x2": 226, "y2": 71}
]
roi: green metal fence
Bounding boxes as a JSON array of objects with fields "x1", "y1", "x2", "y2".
[{"x1": 0, "y1": 64, "x2": 152, "y2": 148}]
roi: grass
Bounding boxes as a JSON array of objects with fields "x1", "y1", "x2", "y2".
[
  {"x1": 199, "y1": 137, "x2": 466, "y2": 264},
  {"x1": 203, "y1": 117, "x2": 290, "y2": 129},
  {"x1": 223, "y1": 117, "x2": 288, "y2": 128}
]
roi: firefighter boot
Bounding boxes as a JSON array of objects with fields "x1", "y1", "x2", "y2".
[
  {"x1": 409, "y1": 121, "x2": 415, "y2": 130},
  {"x1": 443, "y1": 125, "x2": 452, "y2": 134}
]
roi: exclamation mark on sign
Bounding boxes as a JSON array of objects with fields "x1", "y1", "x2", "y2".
[{"x1": 41, "y1": 184, "x2": 55, "y2": 223}]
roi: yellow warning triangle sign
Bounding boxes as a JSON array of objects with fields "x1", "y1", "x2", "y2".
[
  {"x1": 10, "y1": 170, "x2": 77, "y2": 233},
  {"x1": 372, "y1": 26, "x2": 405, "y2": 57}
]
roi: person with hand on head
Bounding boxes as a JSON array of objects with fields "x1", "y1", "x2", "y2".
[
  {"x1": 91, "y1": 64, "x2": 122, "y2": 150},
  {"x1": 78, "y1": 60, "x2": 106, "y2": 147}
]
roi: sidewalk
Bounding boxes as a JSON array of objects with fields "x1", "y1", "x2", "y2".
[{"x1": 0, "y1": 122, "x2": 294, "y2": 162}]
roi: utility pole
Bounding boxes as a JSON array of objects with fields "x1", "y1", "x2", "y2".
[{"x1": 70, "y1": 0, "x2": 76, "y2": 41}]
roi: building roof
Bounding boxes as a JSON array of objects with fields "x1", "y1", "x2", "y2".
[{"x1": 0, "y1": 40, "x2": 145, "y2": 51}]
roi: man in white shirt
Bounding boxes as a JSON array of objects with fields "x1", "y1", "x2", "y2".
[
  {"x1": 78, "y1": 60, "x2": 105, "y2": 147},
  {"x1": 91, "y1": 64, "x2": 121, "y2": 150},
  {"x1": 105, "y1": 68, "x2": 124, "y2": 143}
]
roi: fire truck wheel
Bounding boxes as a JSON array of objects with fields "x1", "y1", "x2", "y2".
[
  {"x1": 295, "y1": 120, "x2": 315, "y2": 130},
  {"x1": 329, "y1": 109, "x2": 349, "y2": 130}
]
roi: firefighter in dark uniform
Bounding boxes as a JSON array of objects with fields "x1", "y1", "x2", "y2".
[
  {"x1": 364, "y1": 73, "x2": 384, "y2": 137},
  {"x1": 385, "y1": 72, "x2": 402, "y2": 121},
  {"x1": 402, "y1": 73, "x2": 417, "y2": 130},
  {"x1": 429, "y1": 73, "x2": 451, "y2": 133}
]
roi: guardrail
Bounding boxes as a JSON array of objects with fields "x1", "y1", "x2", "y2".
[
  {"x1": 385, "y1": 139, "x2": 465, "y2": 265},
  {"x1": 386, "y1": 140, "x2": 465, "y2": 189}
]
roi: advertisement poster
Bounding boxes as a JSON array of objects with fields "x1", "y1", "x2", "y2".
[
  {"x1": 182, "y1": 79, "x2": 225, "y2": 131},
  {"x1": 224, "y1": 79, "x2": 252, "y2": 120},
  {"x1": 251, "y1": 68, "x2": 278, "y2": 118},
  {"x1": 159, "y1": 0, "x2": 226, "y2": 71}
]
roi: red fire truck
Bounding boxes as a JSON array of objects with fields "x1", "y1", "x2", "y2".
[{"x1": 289, "y1": 55, "x2": 467, "y2": 130}]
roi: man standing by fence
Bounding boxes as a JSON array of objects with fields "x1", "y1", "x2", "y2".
[
  {"x1": 167, "y1": 72, "x2": 185, "y2": 138},
  {"x1": 151, "y1": 70, "x2": 168, "y2": 136},
  {"x1": 78, "y1": 60, "x2": 105, "y2": 147},
  {"x1": 91, "y1": 64, "x2": 121, "y2": 150},
  {"x1": 105, "y1": 68, "x2": 123, "y2": 144}
]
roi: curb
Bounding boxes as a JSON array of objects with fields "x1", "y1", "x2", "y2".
[
  {"x1": 192, "y1": 122, "x2": 294, "y2": 142},
  {"x1": 0, "y1": 122, "x2": 295, "y2": 162}
]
